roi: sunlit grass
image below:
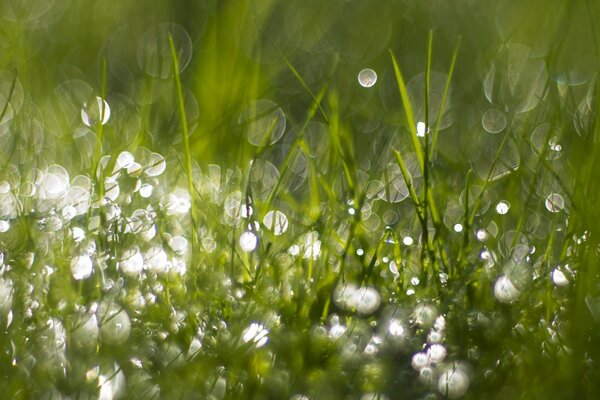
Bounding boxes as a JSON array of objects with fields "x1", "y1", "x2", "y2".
[{"x1": 0, "y1": 1, "x2": 599, "y2": 399}]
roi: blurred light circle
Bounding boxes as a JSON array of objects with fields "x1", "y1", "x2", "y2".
[
  {"x1": 137, "y1": 23, "x2": 192, "y2": 79},
  {"x1": 358, "y1": 68, "x2": 378, "y2": 88}
]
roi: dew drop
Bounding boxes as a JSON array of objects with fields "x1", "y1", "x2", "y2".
[
  {"x1": 354, "y1": 287, "x2": 381, "y2": 315},
  {"x1": 168, "y1": 235, "x2": 188, "y2": 254},
  {"x1": 118, "y1": 248, "x2": 144, "y2": 276},
  {"x1": 99, "y1": 302, "x2": 131, "y2": 345},
  {"x1": 358, "y1": 68, "x2": 377, "y2": 88},
  {"x1": 0, "y1": 220, "x2": 9, "y2": 233},
  {"x1": 71, "y1": 255, "x2": 93, "y2": 280},
  {"x1": 81, "y1": 96, "x2": 110, "y2": 127},
  {"x1": 494, "y1": 275, "x2": 520, "y2": 303},
  {"x1": 262, "y1": 210, "x2": 288, "y2": 235},
  {"x1": 239, "y1": 231, "x2": 257, "y2": 252},
  {"x1": 428, "y1": 344, "x2": 447, "y2": 363},
  {"x1": 495, "y1": 201, "x2": 510, "y2": 215},
  {"x1": 139, "y1": 183, "x2": 153, "y2": 198},
  {"x1": 545, "y1": 193, "x2": 564, "y2": 213},
  {"x1": 417, "y1": 121, "x2": 427, "y2": 137},
  {"x1": 438, "y1": 363, "x2": 470, "y2": 399},
  {"x1": 411, "y1": 352, "x2": 430, "y2": 371},
  {"x1": 145, "y1": 152, "x2": 166, "y2": 177},
  {"x1": 0, "y1": 181, "x2": 10, "y2": 194},
  {"x1": 551, "y1": 269, "x2": 569, "y2": 287}
]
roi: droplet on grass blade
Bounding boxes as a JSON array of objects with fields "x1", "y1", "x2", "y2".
[
  {"x1": 545, "y1": 193, "x2": 564, "y2": 213},
  {"x1": 496, "y1": 201, "x2": 510, "y2": 215},
  {"x1": 118, "y1": 247, "x2": 144, "y2": 276},
  {"x1": 145, "y1": 152, "x2": 166, "y2": 177},
  {"x1": 263, "y1": 210, "x2": 288, "y2": 235},
  {"x1": 494, "y1": 275, "x2": 520, "y2": 303},
  {"x1": 81, "y1": 96, "x2": 110, "y2": 127},
  {"x1": 438, "y1": 362, "x2": 470, "y2": 398},
  {"x1": 551, "y1": 268, "x2": 569, "y2": 287},
  {"x1": 71, "y1": 254, "x2": 93, "y2": 280},
  {"x1": 239, "y1": 231, "x2": 258, "y2": 252},
  {"x1": 98, "y1": 302, "x2": 131, "y2": 345},
  {"x1": 411, "y1": 352, "x2": 430, "y2": 371},
  {"x1": 242, "y1": 322, "x2": 269, "y2": 348},
  {"x1": 354, "y1": 286, "x2": 381, "y2": 315}
]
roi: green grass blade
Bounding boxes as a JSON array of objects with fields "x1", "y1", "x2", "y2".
[
  {"x1": 392, "y1": 148, "x2": 424, "y2": 221},
  {"x1": 169, "y1": 33, "x2": 198, "y2": 257},
  {"x1": 389, "y1": 50, "x2": 424, "y2": 173},
  {"x1": 431, "y1": 37, "x2": 461, "y2": 159}
]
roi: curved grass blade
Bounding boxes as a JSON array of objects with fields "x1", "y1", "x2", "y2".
[{"x1": 389, "y1": 49, "x2": 424, "y2": 173}]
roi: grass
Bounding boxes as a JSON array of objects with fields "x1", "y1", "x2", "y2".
[{"x1": 0, "y1": 0, "x2": 599, "y2": 399}]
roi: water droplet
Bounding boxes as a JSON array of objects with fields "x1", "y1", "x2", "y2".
[
  {"x1": 494, "y1": 275, "x2": 520, "y2": 303},
  {"x1": 164, "y1": 188, "x2": 191, "y2": 215},
  {"x1": 71, "y1": 254, "x2": 93, "y2": 280},
  {"x1": 552, "y1": 268, "x2": 569, "y2": 287},
  {"x1": 417, "y1": 121, "x2": 427, "y2": 137},
  {"x1": 496, "y1": 201, "x2": 510, "y2": 215},
  {"x1": 411, "y1": 352, "x2": 430, "y2": 371},
  {"x1": 531, "y1": 123, "x2": 563, "y2": 160},
  {"x1": 104, "y1": 176, "x2": 120, "y2": 202},
  {"x1": 403, "y1": 236, "x2": 414, "y2": 246},
  {"x1": 81, "y1": 96, "x2": 110, "y2": 127},
  {"x1": 428, "y1": 344, "x2": 447, "y2": 363},
  {"x1": 0, "y1": 181, "x2": 10, "y2": 194},
  {"x1": 0, "y1": 220, "x2": 9, "y2": 233},
  {"x1": 453, "y1": 223, "x2": 464, "y2": 233},
  {"x1": 475, "y1": 229, "x2": 489, "y2": 241},
  {"x1": 98, "y1": 363, "x2": 126, "y2": 399},
  {"x1": 118, "y1": 248, "x2": 144, "y2": 276},
  {"x1": 145, "y1": 152, "x2": 166, "y2": 177},
  {"x1": 482, "y1": 109, "x2": 507, "y2": 133},
  {"x1": 239, "y1": 231, "x2": 257, "y2": 252},
  {"x1": 545, "y1": 193, "x2": 564, "y2": 213},
  {"x1": 98, "y1": 302, "x2": 131, "y2": 345},
  {"x1": 438, "y1": 362, "x2": 470, "y2": 399},
  {"x1": 168, "y1": 235, "x2": 188, "y2": 254},
  {"x1": 71, "y1": 312, "x2": 99, "y2": 352},
  {"x1": 139, "y1": 183, "x2": 153, "y2": 198},
  {"x1": 302, "y1": 231, "x2": 321, "y2": 260},
  {"x1": 116, "y1": 151, "x2": 134, "y2": 170},
  {"x1": 358, "y1": 68, "x2": 377, "y2": 87},
  {"x1": 242, "y1": 322, "x2": 269, "y2": 348},
  {"x1": 263, "y1": 210, "x2": 288, "y2": 235},
  {"x1": 354, "y1": 287, "x2": 381, "y2": 315},
  {"x1": 145, "y1": 246, "x2": 168, "y2": 273}
]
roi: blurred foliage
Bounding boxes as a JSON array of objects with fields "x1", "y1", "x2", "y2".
[{"x1": 0, "y1": 0, "x2": 599, "y2": 399}]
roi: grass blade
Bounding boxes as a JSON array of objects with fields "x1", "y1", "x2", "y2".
[
  {"x1": 169, "y1": 33, "x2": 198, "y2": 257},
  {"x1": 389, "y1": 50, "x2": 425, "y2": 173},
  {"x1": 431, "y1": 37, "x2": 461, "y2": 159},
  {"x1": 392, "y1": 148, "x2": 424, "y2": 221}
]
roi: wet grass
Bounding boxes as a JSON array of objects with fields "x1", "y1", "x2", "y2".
[{"x1": 0, "y1": 1, "x2": 599, "y2": 399}]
